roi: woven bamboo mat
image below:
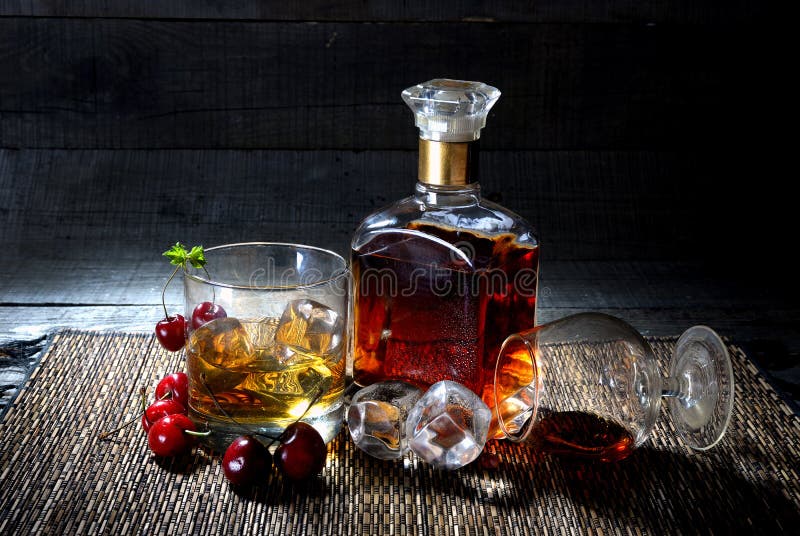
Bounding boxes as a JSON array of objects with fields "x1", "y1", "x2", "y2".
[{"x1": 1, "y1": 331, "x2": 798, "y2": 535}]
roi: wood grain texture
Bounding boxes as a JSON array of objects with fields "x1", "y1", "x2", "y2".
[
  {"x1": 0, "y1": 0, "x2": 769, "y2": 23},
  {"x1": 0, "y1": 335, "x2": 46, "y2": 412},
  {"x1": 2, "y1": 255, "x2": 796, "y2": 351},
  {"x1": 3, "y1": 305, "x2": 798, "y2": 352},
  {"x1": 0, "y1": 256, "x2": 780, "y2": 310},
  {"x1": 0, "y1": 148, "x2": 737, "y2": 262},
  {"x1": 0, "y1": 17, "x2": 759, "y2": 150}
]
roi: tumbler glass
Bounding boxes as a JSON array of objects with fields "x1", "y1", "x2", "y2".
[{"x1": 183, "y1": 243, "x2": 349, "y2": 449}]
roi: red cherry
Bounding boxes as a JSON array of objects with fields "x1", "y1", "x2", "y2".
[
  {"x1": 155, "y1": 372, "x2": 189, "y2": 407},
  {"x1": 274, "y1": 422, "x2": 327, "y2": 480},
  {"x1": 222, "y1": 435, "x2": 273, "y2": 486},
  {"x1": 155, "y1": 314, "x2": 186, "y2": 351},
  {"x1": 191, "y1": 301, "x2": 227, "y2": 330},
  {"x1": 147, "y1": 414, "x2": 197, "y2": 457},
  {"x1": 141, "y1": 399, "x2": 186, "y2": 432}
]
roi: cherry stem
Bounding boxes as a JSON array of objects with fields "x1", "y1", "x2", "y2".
[
  {"x1": 198, "y1": 373, "x2": 242, "y2": 426},
  {"x1": 185, "y1": 429, "x2": 212, "y2": 437},
  {"x1": 198, "y1": 373, "x2": 324, "y2": 448},
  {"x1": 266, "y1": 387, "x2": 325, "y2": 450},
  {"x1": 198, "y1": 373, "x2": 278, "y2": 441},
  {"x1": 161, "y1": 265, "x2": 181, "y2": 319},
  {"x1": 202, "y1": 266, "x2": 216, "y2": 303},
  {"x1": 98, "y1": 388, "x2": 171, "y2": 440},
  {"x1": 99, "y1": 387, "x2": 149, "y2": 440}
]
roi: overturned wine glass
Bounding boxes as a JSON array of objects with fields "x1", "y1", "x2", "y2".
[{"x1": 493, "y1": 313, "x2": 734, "y2": 461}]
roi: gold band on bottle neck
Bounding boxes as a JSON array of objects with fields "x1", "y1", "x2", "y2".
[{"x1": 418, "y1": 140, "x2": 476, "y2": 186}]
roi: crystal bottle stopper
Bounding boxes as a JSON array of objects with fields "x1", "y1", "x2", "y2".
[{"x1": 401, "y1": 79, "x2": 501, "y2": 142}]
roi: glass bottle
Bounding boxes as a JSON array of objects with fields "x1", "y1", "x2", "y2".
[{"x1": 350, "y1": 79, "x2": 540, "y2": 413}]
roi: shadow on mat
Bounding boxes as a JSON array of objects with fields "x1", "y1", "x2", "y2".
[{"x1": 497, "y1": 446, "x2": 800, "y2": 534}]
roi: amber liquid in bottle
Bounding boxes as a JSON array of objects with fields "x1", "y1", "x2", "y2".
[{"x1": 352, "y1": 222, "x2": 539, "y2": 408}]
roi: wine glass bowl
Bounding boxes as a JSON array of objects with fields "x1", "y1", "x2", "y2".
[{"x1": 493, "y1": 313, "x2": 734, "y2": 461}]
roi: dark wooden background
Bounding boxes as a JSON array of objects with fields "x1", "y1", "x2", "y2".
[{"x1": 1, "y1": 2, "x2": 797, "y2": 407}]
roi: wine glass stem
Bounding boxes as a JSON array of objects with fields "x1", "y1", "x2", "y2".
[{"x1": 661, "y1": 376, "x2": 681, "y2": 398}]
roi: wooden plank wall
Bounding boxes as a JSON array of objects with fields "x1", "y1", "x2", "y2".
[
  {"x1": 0, "y1": 3, "x2": 797, "y2": 403},
  {"x1": 0, "y1": 1, "x2": 786, "y2": 269},
  {"x1": 0, "y1": 2, "x2": 771, "y2": 23}
]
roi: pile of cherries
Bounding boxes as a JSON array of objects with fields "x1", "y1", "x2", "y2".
[
  {"x1": 120, "y1": 371, "x2": 328, "y2": 486},
  {"x1": 155, "y1": 301, "x2": 227, "y2": 352}
]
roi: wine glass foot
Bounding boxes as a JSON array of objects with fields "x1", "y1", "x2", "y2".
[{"x1": 668, "y1": 326, "x2": 734, "y2": 450}]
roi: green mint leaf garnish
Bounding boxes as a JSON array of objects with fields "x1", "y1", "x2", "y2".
[
  {"x1": 163, "y1": 242, "x2": 188, "y2": 266},
  {"x1": 186, "y1": 245, "x2": 206, "y2": 269},
  {"x1": 159, "y1": 242, "x2": 209, "y2": 321},
  {"x1": 162, "y1": 243, "x2": 205, "y2": 268}
]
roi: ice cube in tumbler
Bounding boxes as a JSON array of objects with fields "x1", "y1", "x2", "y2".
[
  {"x1": 243, "y1": 316, "x2": 280, "y2": 350},
  {"x1": 189, "y1": 317, "x2": 255, "y2": 368},
  {"x1": 406, "y1": 380, "x2": 491, "y2": 470},
  {"x1": 348, "y1": 381, "x2": 423, "y2": 460},
  {"x1": 239, "y1": 357, "x2": 333, "y2": 418},
  {"x1": 275, "y1": 299, "x2": 344, "y2": 357},
  {"x1": 187, "y1": 317, "x2": 257, "y2": 392}
]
